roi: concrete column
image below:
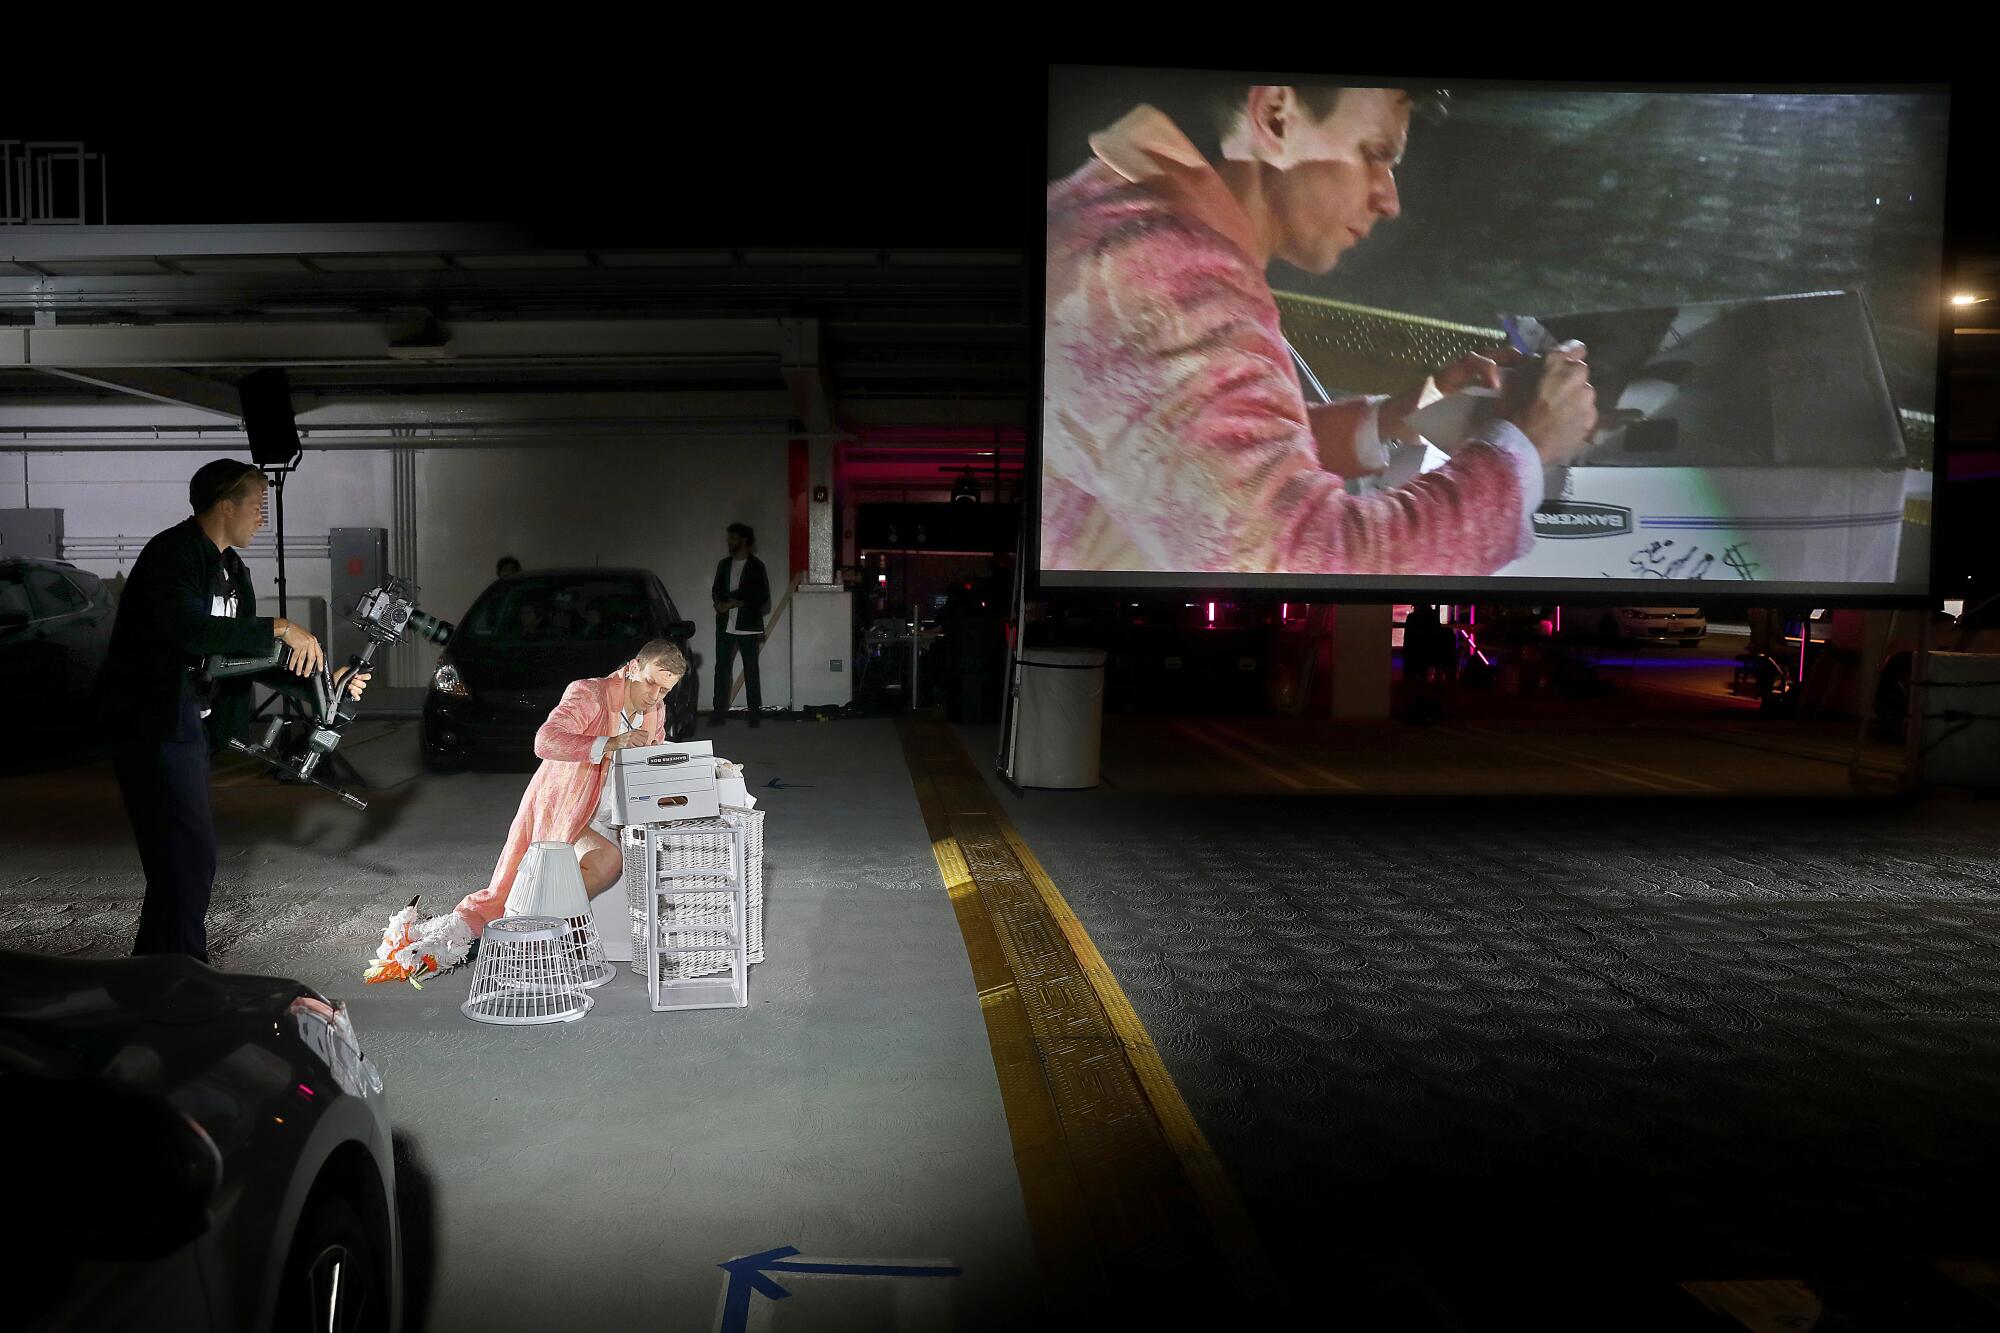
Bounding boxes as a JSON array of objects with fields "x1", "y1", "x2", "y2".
[
  {"x1": 1330, "y1": 603, "x2": 1393, "y2": 719},
  {"x1": 807, "y1": 437, "x2": 835, "y2": 585},
  {"x1": 1858, "y1": 609, "x2": 1896, "y2": 719}
]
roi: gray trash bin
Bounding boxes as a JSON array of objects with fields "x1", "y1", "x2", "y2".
[{"x1": 1014, "y1": 647, "x2": 1108, "y2": 789}]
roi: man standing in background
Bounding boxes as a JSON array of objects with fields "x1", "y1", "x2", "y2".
[{"x1": 711, "y1": 522, "x2": 771, "y2": 728}]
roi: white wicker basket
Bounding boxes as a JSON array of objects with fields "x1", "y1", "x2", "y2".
[{"x1": 624, "y1": 807, "x2": 765, "y2": 980}]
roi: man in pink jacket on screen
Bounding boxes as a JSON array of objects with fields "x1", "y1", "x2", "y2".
[
  {"x1": 1043, "y1": 83, "x2": 1600, "y2": 576},
  {"x1": 372, "y1": 638, "x2": 686, "y2": 976}
]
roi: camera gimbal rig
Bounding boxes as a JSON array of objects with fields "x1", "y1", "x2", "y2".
[{"x1": 206, "y1": 576, "x2": 454, "y2": 811}]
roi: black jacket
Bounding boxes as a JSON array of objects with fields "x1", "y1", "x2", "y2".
[
  {"x1": 711, "y1": 555, "x2": 772, "y2": 635},
  {"x1": 99, "y1": 518, "x2": 273, "y2": 746}
]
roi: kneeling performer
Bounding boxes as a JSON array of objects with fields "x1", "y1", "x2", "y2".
[{"x1": 372, "y1": 639, "x2": 684, "y2": 981}]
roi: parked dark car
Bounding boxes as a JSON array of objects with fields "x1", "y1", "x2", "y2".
[
  {"x1": 0, "y1": 556, "x2": 115, "y2": 734},
  {"x1": 422, "y1": 567, "x2": 699, "y2": 770},
  {"x1": 2, "y1": 949, "x2": 400, "y2": 1333}
]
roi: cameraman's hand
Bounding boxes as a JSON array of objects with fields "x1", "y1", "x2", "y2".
[
  {"x1": 334, "y1": 667, "x2": 372, "y2": 701},
  {"x1": 276, "y1": 621, "x2": 326, "y2": 678},
  {"x1": 1503, "y1": 340, "x2": 1598, "y2": 467}
]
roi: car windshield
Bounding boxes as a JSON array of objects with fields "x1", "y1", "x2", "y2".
[{"x1": 461, "y1": 576, "x2": 654, "y2": 644}]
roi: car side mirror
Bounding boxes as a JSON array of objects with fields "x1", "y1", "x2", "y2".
[
  {"x1": 671, "y1": 620, "x2": 696, "y2": 641},
  {"x1": 5, "y1": 1075, "x2": 220, "y2": 1260}
]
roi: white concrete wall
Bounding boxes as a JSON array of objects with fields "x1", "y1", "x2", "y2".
[
  {"x1": 417, "y1": 441, "x2": 792, "y2": 707},
  {"x1": 0, "y1": 449, "x2": 393, "y2": 600},
  {"x1": 3, "y1": 440, "x2": 794, "y2": 706}
]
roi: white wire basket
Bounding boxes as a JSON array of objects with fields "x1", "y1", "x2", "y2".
[
  {"x1": 507, "y1": 841, "x2": 614, "y2": 990},
  {"x1": 558, "y1": 912, "x2": 616, "y2": 990},
  {"x1": 623, "y1": 808, "x2": 765, "y2": 980},
  {"x1": 461, "y1": 916, "x2": 594, "y2": 1026}
]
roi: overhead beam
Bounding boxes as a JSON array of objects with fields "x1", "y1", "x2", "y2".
[
  {"x1": 0, "y1": 390, "x2": 797, "y2": 431},
  {"x1": 34, "y1": 366, "x2": 242, "y2": 419},
  {"x1": 0, "y1": 424, "x2": 834, "y2": 451},
  {"x1": 0, "y1": 268, "x2": 1023, "y2": 314},
  {"x1": 779, "y1": 317, "x2": 835, "y2": 435},
  {"x1": 5, "y1": 320, "x2": 789, "y2": 369},
  {"x1": 0, "y1": 223, "x2": 536, "y2": 262}
]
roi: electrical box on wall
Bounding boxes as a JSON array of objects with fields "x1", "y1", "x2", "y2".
[
  {"x1": 328, "y1": 528, "x2": 388, "y2": 671},
  {"x1": 790, "y1": 584, "x2": 853, "y2": 709},
  {"x1": 0, "y1": 509, "x2": 64, "y2": 561}
]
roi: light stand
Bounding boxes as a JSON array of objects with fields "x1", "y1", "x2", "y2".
[
  {"x1": 256, "y1": 454, "x2": 370, "y2": 792},
  {"x1": 995, "y1": 501, "x2": 1029, "y2": 797},
  {"x1": 249, "y1": 462, "x2": 296, "y2": 731}
]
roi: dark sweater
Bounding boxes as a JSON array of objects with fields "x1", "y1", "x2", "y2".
[
  {"x1": 711, "y1": 555, "x2": 772, "y2": 635},
  {"x1": 99, "y1": 517, "x2": 274, "y2": 746}
]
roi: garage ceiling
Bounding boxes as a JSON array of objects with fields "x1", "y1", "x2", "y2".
[{"x1": 0, "y1": 225, "x2": 1027, "y2": 449}]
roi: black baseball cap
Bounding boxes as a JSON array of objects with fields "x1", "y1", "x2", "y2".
[{"x1": 189, "y1": 458, "x2": 265, "y2": 513}]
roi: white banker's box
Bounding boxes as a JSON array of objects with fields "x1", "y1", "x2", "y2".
[{"x1": 611, "y1": 740, "x2": 720, "y2": 825}]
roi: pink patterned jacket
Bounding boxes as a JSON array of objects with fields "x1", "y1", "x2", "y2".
[
  {"x1": 452, "y1": 673, "x2": 664, "y2": 933},
  {"x1": 1042, "y1": 106, "x2": 1540, "y2": 575}
]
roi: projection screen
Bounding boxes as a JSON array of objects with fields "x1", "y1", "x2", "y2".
[{"x1": 1037, "y1": 68, "x2": 1950, "y2": 601}]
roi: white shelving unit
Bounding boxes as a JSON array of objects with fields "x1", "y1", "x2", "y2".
[{"x1": 631, "y1": 819, "x2": 751, "y2": 1011}]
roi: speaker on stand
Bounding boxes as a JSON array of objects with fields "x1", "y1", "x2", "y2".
[{"x1": 236, "y1": 370, "x2": 370, "y2": 792}]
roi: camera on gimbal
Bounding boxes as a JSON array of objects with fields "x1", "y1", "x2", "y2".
[
  {"x1": 207, "y1": 575, "x2": 455, "y2": 810},
  {"x1": 350, "y1": 579, "x2": 453, "y2": 650}
]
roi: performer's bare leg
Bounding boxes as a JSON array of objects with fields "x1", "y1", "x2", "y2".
[{"x1": 574, "y1": 828, "x2": 623, "y2": 899}]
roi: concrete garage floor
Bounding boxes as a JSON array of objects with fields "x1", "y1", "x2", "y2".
[
  {"x1": 11, "y1": 682, "x2": 2000, "y2": 1330},
  {"x1": 0, "y1": 720, "x2": 1040, "y2": 1333},
  {"x1": 966, "y1": 711, "x2": 2000, "y2": 1331}
]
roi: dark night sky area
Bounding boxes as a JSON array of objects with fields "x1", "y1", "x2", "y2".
[
  {"x1": 14, "y1": 77, "x2": 1043, "y2": 247},
  {"x1": 18, "y1": 51, "x2": 1989, "y2": 252}
]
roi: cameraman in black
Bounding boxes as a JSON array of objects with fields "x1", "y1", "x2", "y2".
[{"x1": 100, "y1": 459, "x2": 369, "y2": 962}]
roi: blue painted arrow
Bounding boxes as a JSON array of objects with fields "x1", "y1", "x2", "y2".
[
  {"x1": 717, "y1": 1246, "x2": 962, "y2": 1333},
  {"x1": 763, "y1": 778, "x2": 814, "y2": 790}
]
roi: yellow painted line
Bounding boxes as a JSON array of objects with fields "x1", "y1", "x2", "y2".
[
  {"x1": 1681, "y1": 1279, "x2": 1822, "y2": 1332},
  {"x1": 985, "y1": 810, "x2": 1283, "y2": 1301},
  {"x1": 1205, "y1": 721, "x2": 1362, "y2": 790},
  {"x1": 899, "y1": 718, "x2": 1286, "y2": 1317},
  {"x1": 1441, "y1": 724, "x2": 1719, "y2": 793},
  {"x1": 1934, "y1": 1259, "x2": 2000, "y2": 1310}
]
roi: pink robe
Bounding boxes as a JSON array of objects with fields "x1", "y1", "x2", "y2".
[
  {"x1": 453, "y1": 673, "x2": 665, "y2": 933},
  {"x1": 1042, "y1": 105, "x2": 1541, "y2": 576}
]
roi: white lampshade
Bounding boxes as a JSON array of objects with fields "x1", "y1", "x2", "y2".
[{"x1": 507, "y1": 841, "x2": 592, "y2": 920}]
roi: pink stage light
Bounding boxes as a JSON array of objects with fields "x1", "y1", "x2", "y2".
[{"x1": 1207, "y1": 601, "x2": 1216, "y2": 626}]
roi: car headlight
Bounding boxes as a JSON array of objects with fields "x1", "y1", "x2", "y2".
[{"x1": 432, "y1": 662, "x2": 470, "y2": 697}]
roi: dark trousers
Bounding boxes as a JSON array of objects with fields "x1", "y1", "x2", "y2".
[
  {"x1": 114, "y1": 697, "x2": 217, "y2": 962},
  {"x1": 713, "y1": 631, "x2": 763, "y2": 714}
]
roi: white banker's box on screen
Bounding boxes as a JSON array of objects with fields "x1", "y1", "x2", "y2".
[
  {"x1": 611, "y1": 740, "x2": 720, "y2": 825},
  {"x1": 1402, "y1": 291, "x2": 1921, "y2": 588}
]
